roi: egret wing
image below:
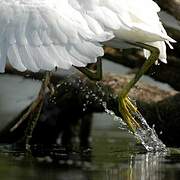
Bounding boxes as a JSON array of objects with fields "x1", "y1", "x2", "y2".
[
  {"x1": 77, "y1": 0, "x2": 175, "y2": 63},
  {"x1": 0, "y1": 0, "x2": 113, "y2": 72}
]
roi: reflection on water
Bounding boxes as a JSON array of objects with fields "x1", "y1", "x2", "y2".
[
  {"x1": 104, "y1": 152, "x2": 180, "y2": 180},
  {"x1": 105, "y1": 153, "x2": 166, "y2": 180},
  {"x1": 0, "y1": 113, "x2": 180, "y2": 180}
]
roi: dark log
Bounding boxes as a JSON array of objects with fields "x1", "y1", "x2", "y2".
[
  {"x1": 156, "y1": 0, "x2": 180, "y2": 21},
  {"x1": 104, "y1": 47, "x2": 180, "y2": 91}
]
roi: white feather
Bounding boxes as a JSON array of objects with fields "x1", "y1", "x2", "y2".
[
  {"x1": 18, "y1": 45, "x2": 39, "y2": 71},
  {"x1": 0, "y1": 42, "x2": 7, "y2": 72},
  {"x1": 83, "y1": 0, "x2": 175, "y2": 62},
  {"x1": 0, "y1": 0, "x2": 176, "y2": 73},
  {"x1": 7, "y1": 44, "x2": 27, "y2": 71},
  {"x1": 144, "y1": 41, "x2": 167, "y2": 64}
]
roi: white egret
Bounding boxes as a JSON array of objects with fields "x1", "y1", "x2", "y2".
[{"x1": 0, "y1": 0, "x2": 175, "y2": 144}]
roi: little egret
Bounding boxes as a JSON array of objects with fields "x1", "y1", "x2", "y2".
[{"x1": 0, "y1": 0, "x2": 175, "y2": 145}]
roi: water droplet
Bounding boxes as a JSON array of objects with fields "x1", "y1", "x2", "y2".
[
  {"x1": 134, "y1": 115, "x2": 167, "y2": 152},
  {"x1": 85, "y1": 95, "x2": 89, "y2": 99},
  {"x1": 56, "y1": 83, "x2": 62, "y2": 88},
  {"x1": 102, "y1": 102, "x2": 127, "y2": 129}
]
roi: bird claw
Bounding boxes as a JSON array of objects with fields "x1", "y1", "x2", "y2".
[{"x1": 119, "y1": 96, "x2": 140, "y2": 133}]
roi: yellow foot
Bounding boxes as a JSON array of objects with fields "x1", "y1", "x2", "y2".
[{"x1": 119, "y1": 96, "x2": 141, "y2": 133}]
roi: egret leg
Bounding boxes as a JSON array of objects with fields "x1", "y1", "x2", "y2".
[
  {"x1": 75, "y1": 57, "x2": 102, "y2": 81},
  {"x1": 10, "y1": 72, "x2": 52, "y2": 150},
  {"x1": 25, "y1": 98, "x2": 44, "y2": 150},
  {"x1": 118, "y1": 42, "x2": 160, "y2": 133}
]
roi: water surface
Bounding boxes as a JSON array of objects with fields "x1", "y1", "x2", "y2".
[{"x1": 0, "y1": 113, "x2": 180, "y2": 180}]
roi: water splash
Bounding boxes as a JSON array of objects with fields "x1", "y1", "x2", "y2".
[
  {"x1": 58, "y1": 78, "x2": 166, "y2": 152},
  {"x1": 134, "y1": 112, "x2": 167, "y2": 152},
  {"x1": 102, "y1": 102, "x2": 127, "y2": 130},
  {"x1": 102, "y1": 102, "x2": 167, "y2": 152},
  {"x1": 85, "y1": 81, "x2": 166, "y2": 152}
]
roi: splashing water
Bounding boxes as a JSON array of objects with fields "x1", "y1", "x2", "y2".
[
  {"x1": 102, "y1": 102, "x2": 167, "y2": 152},
  {"x1": 83, "y1": 81, "x2": 166, "y2": 152},
  {"x1": 102, "y1": 102, "x2": 127, "y2": 130},
  {"x1": 59, "y1": 78, "x2": 166, "y2": 152},
  {"x1": 134, "y1": 113, "x2": 167, "y2": 152}
]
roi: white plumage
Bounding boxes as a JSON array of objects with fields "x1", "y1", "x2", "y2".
[{"x1": 0, "y1": 0, "x2": 175, "y2": 73}]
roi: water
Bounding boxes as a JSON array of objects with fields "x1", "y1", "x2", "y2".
[
  {"x1": 102, "y1": 101, "x2": 167, "y2": 152},
  {"x1": 0, "y1": 118, "x2": 180, "y2": 180},
  {"x1": 134, "y1": 114, "x2": 166, "y2": 152}
]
